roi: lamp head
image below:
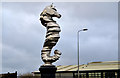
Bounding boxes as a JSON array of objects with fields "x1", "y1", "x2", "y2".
[{"x1": 82, "y1": 28, "x2": 88, "y2": 31}]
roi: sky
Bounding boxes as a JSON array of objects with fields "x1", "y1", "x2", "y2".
[{"x1": 1, "y1": 2, "x2": 118, "y2": 74}]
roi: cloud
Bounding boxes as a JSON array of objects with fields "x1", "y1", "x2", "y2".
[{"x1": 2, "y1": 44, "x2": 41, "y2": 74}]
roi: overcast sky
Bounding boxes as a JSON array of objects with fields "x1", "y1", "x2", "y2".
[{"x1": 2, "y1": 2, "x2": 118, "y2": 74}]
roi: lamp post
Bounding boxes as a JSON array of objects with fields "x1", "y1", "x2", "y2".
[{"x1": 77, "y1": 28, "x2": 88, "y2": 78}]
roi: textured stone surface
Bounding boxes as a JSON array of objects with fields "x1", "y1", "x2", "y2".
[{"x1": 40, "y1": 4, "x2": 61, "y2": 65}]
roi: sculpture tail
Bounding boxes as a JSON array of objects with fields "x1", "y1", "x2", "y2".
[{"x1": 41, "y1": 48, "x2": 61, "y2": 64}]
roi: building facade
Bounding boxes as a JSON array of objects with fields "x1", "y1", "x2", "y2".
[{"x1": 33, "y1": 61, "x2": 120, "y2": 78}]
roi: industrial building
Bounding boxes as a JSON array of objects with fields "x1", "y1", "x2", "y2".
[{"x1": 32, "y1": 61, "x2": 120, "y2": 78}]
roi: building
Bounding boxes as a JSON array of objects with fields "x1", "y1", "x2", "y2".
[
  {"x1": 0, "y1": 71, "x2": 17, "y2": 78},
  {"x1": 32, "y1": 61, "x2": 120, "y2": 78}
]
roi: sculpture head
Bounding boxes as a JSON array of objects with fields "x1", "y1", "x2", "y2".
[{"x1": 41, "y1": 4, "x2": 61, "y2": 18}]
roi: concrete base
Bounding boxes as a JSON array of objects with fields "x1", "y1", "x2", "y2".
[{"x1": 39, "y1": 65, "x2": 57, "y2": 78}]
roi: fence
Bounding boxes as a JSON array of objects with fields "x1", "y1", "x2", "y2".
[{"x1": 1, "y1": 70, "x2": 119, "y2": 78}]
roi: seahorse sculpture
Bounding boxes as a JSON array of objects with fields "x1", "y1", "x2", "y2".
[{"x1": 40, "y1": 4, "x2": 61, "y2": 65}]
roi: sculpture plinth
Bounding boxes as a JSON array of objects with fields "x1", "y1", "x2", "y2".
[
  {"x1": 39, "y1": 65, "x2": 57, "y2": 78},
  {"x1": 39, "y1": 4, "x2": 61, "y2": 78}
]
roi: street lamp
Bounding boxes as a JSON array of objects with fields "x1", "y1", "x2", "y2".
[{"x1": 77, "y1": 28, "x2": 88, "y2": 78}]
